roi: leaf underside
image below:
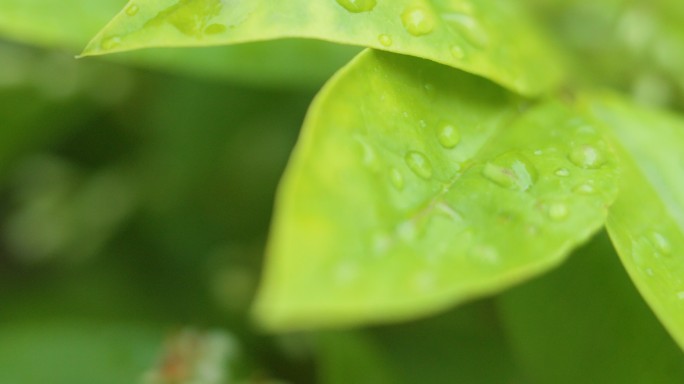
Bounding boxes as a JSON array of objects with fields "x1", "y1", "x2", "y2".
[
  {"x1": 81, "y1": 0, "x2": 563, "y2": 95},
  {"x1": 253, "y1": 49, "x2": 619, "y2": 330},
  {"x1": 589, "y1": 94, "x2": 684, "y2": 350}
]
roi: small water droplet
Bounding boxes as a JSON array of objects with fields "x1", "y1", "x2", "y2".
[
  {"x1": 574, "y1": 183, "x2": 595, "y2": 195},
  {"x1": 442, "y1": 13, "x2": 489, "y2": 48},
  {"x1": 335, "y1": 0, "x2": 376, "y2": 13},
  {"x1": 334, "y1": 261, "x2": 359, "y2": 284},
  {"x1": 450, "y1": 45, "x2": 465, "y2": 59},
  {"x1": 378, "y1": 34, "x2": 393, "y2": 47},
  {"x1": 390, "y1": 168, "x2": 404, "y2": 190},
  {"x1": 649, "y1": 231, "x2": 672, "y2": 255},
  {"x1": 397, "y1": 221, "x2": 417, "y2": 241},
  {"x1": 372, "y1": 233, "x2": 392, "y2": 254},
  {"x1": 569, "y1": 145, "x2": 606, "y2": 169},
  {"x1": 423, "y1": 82, "x2": 436, "y2": 99},
  {"x1": 125, "y1": 4, "x2": 140, "y2": 16},
  {"x1": 405, "y1": 151, "x2": 433, "y2": 179},
  {"x1": 677, "y1": 291, "x2": 684, "y2": 300},
  {"x1": 547, "y1": 202, "x2": 569, "y2": 221},
  {"x1": 437, "y1": 124, "x2": 461, "y2": 149},
  {"x1": 555, "y1": 168, "x2": 570, "y2": 177},
  {"x1": 645, "y1": 268, "x2": 654, "y2": 276},
  {"x1": 205, "y1": 23, "x2": 227, "y2": 35},
  {"x1": 482, "y1": 152, "x2": 538, "y2": 191},
  {"x1": 401, "y1": 6, "x2": 436, "y2": 36},
  {"x1": 414, "y1": 271, "x2": 436, "y2": 291},
  {"x1": 533, "y1": 149, "x2": 543, "y2": 156},
  {"x1": 355, "y1": 136, "x2": 378, "y2": 168},
  {"x1": 419, "y1": 119, "x2": 428, "y2": 128},
  {"x1": 101, "y1": 35, "x2": 122, "y2": 50},
  {"x1": 473, "y1": 245, "x2": 500, "y2": 265},
  {"x1": 436, "y1": 202, "x2": 463, "y2": 222}
]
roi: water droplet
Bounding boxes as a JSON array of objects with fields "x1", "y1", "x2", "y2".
[
  {"x1": 419, "y1": 119, "x2": 428, "y2": 128},
  {"x1": 645, "y1": 268, "x2": 654, "y2": 276},
  {"x1": 450, "y1": 45, "x2": 465, "y2": 59},
  {"x1": 436, "y1": 203, "x2": 463, "y2": 222},
  {"x1": 649, "y1": 231, "x2": 672, "y2": 255},
  {"x1": 390, "y1": 168, "x2": 404, "y2": 190},
  {"x1": 125, "y1": 4, "x2": 140, "y2": 16},
  {"x1": 482, "y1": 152, "x2": 538, "y2": 191},
  {"x1": 677, "y1": 291, "x2": 684, "y2": 300},
  {"x1": 442, "y1": 13, "x2": 489, "y2": 48},
  {"x1": 378, "y1": 34, "x2": 393, "y2": 47},
  {"x1": 473, "y1": 245, "x2": 500, "y2": 265},
  {"x1": 547, "y1": 202, "x2": 569, "y2": 221},
  {"x1": 568, "y1": 145, "x2": 606, "y2": 169},
  {"x1": 204, "y1": 23, "x2": 226, "y2": 34},
  {"x1": 397, "y1": 221, "x2": 417, "y2": 241},
  {"x1": 335, "y1": 261, "x2": 359, "y2": 284},
  {"x1": 437, "y1": 124, "x2": 461, "y2": 149},
  {"x1": 405, "y1": 151, "x2": 433, "y2": 179},
  {"x1": 574, "y1": 183, "x2": 596, "y2": 195},
  {"x1": 355, "y1": 136, "x2": 378, "y2": 169},
  {"x1": 555, "y1": 168, "x2": 570, "y2": 177},
  {"x1": 101, "y1": 35, "x2": 122, "y2": 50},
  {"x1": 414, "y1": 271, "x2": 436, "y2": 291},
  {"x1": 423, "y1": 82, "x2": 436, "y2": 99},
  {"x1": 401, "y1": 6, "x2": 436, "y2": 36},
  {"x1": 336, "y1": 0, "x2": 376, "y2": 13},
  {"x1": 372, "y1": 233, "x2": 392, "y2": 254}
]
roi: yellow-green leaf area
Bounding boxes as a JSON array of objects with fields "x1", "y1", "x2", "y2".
[
  {"x1": 82, "y1": 0, "x2": 564, "y2": 96},
  {"x1": 589, "y1": 94, "x2": 684, "y2": 350},
  {"x1": 253, "y1": 50, "x2": 619, "y2": 330}
]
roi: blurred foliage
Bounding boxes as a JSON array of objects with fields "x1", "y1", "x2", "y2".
[{"x1": 1, "y1": 0, "x2": 684, "y2": 382}]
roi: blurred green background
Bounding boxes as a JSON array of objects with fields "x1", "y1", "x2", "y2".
[{"x1": 2, "y1": 0, "x2": 684, "y2": 382}]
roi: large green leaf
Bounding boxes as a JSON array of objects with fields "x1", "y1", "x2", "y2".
[
  {"x1": 588, "y1": 94, "x2": 684, "y2": 350},
  {"x1": 81, "y1": 0, "x2": 563, "y2": 95},
  {"x1": 253, "y1": 50, "x2": 619, "y2": 330},
  {"x1": 498, "y1": 232, "x2": 684, "y2": 383},
  {"x1": 0, "y1": 0, "x2": 357, "y2": 89}
]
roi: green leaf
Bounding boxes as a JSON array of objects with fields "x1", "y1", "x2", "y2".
[
  {"x1": 588, "y1": 94, "x2": 684, "y2": 350},
  {"x1": 253, "y1": 50, "x2": 619, "y2": 330},
  {"x1": 498, "y1": 232, "x2": 684, "y2": 383},
  {"x1": 81, "y1": 0, "x2": 563, "y2": 95},
  {"x1": 0, "y1": 0, "x2": 357, "y2": 89}
]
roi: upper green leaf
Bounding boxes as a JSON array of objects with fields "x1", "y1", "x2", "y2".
[
  {"x1": 252, "y1": 49, "x2": 619, "y2": 330},
  {"x1": 588, "y1": 94, "x2": 684, "y2": 350},
  {"x1": 81, "y1": 0, "x2": 564, "y2": 96}
]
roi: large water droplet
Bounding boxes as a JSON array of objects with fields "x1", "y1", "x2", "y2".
[
  {"x1": 405, "y1": 151, "x2": 433, "y2": 179},
  {"x1": 101, "y1": 35, "x2": 122, "y2": 50},
  {"x1": 401, "y1": 6, "x2": 436, "y2": 36},
  {"x1": 378, "y1": 34, "x2": 393, "y2": 47},
  {"x1": 125, "y1": 4, "x2": 140, "y2": 16},
  {"x1": 568, "y1": 145, "x2": 606, "y2": 169},
  {"x1": 649, "y1": 231, "x2": 672, "y2": 255},
  {"x1": 442, "y1": 13, "x2": 489, "y2": 48},
  {"x1": 482, "y1": 152, "x2": 538, "y2": 191},
  {"x1": 547, "y1": 202, "x2": 569, "y2": 221},
  {"x1": 390, "y1": 168, "x2": 404, "y2": 190},
  {"x1": 437, "y1": 124, "x2": 461, "y2": 149},
  {"x1": 336, "y1": 0, "x2": 376, "y2": 13}
]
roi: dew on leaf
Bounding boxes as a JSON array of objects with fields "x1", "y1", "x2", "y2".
[
  {"x1": 568, "y1": 145, "x2": 606, "y2": 169},
  {"x1": 378, "y1": 34, "x2": 393, "y2": 47},
  {"x1": 649, "y1": 231, "x2": 672, "y2": 256},
  {"x1": 450, "y1": 45, "x2": 465, "y2": 59},
  {"x1": 442, "y1": 13, "x2": 489, "y2": 48},
  {"x1": 436, "y1": 202, "x2": 463, "y2": 223},
  {"x1": 372, "y1": 233, "x2": 392, "y2": 255},
  {"x1": 547, "y1": 202, "x2": 569, "y2": 221},
  {"x1": 573, "y1": 183, "x2": 596, "y2": 195},
  {"x1": 389, "y1": 168, "x2": 404, "y2": 190},
  {"x1": 205, "y1": 23, "x2": 227, "y2": 34},
  {"x1": 473, "y1": 245, "x2": 500, "y2": 265},
  {"x1": 405, "y1": 151, "x2": 433, "y2": 179},
  {"x1": 401, "y1": 6, "x2": 436, "y2": 36},
  {"x1": 437, "y1": 124, "x2": 461, "y2": 149},
  {"x1": 101, "y1": 35, "x2": 122, "y2": 50},
  {"x1": 125, "y1": 4, "x2": 140, "y2": 16},
  {"x1": 677, "y1": 291, "x2": 684, "y2": 300},
  {"x1": 336, "y1": 0, "x2": 377, "y2": 13},
  {"x1": 397, "y1": 220, "x2": 417, "y2": 241},
  {"x1": 482, "y1": 152, "x2": 538, "y2": 191},
  {"x1": 413, "y1": 271, "x2": 436, "y2": 291},
  {"x1": 554, "y1": 168, "x2": 570, "y2": 177},
  {"x1": 334, "y1": 261, "x2": 359, "y2": 284}
]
